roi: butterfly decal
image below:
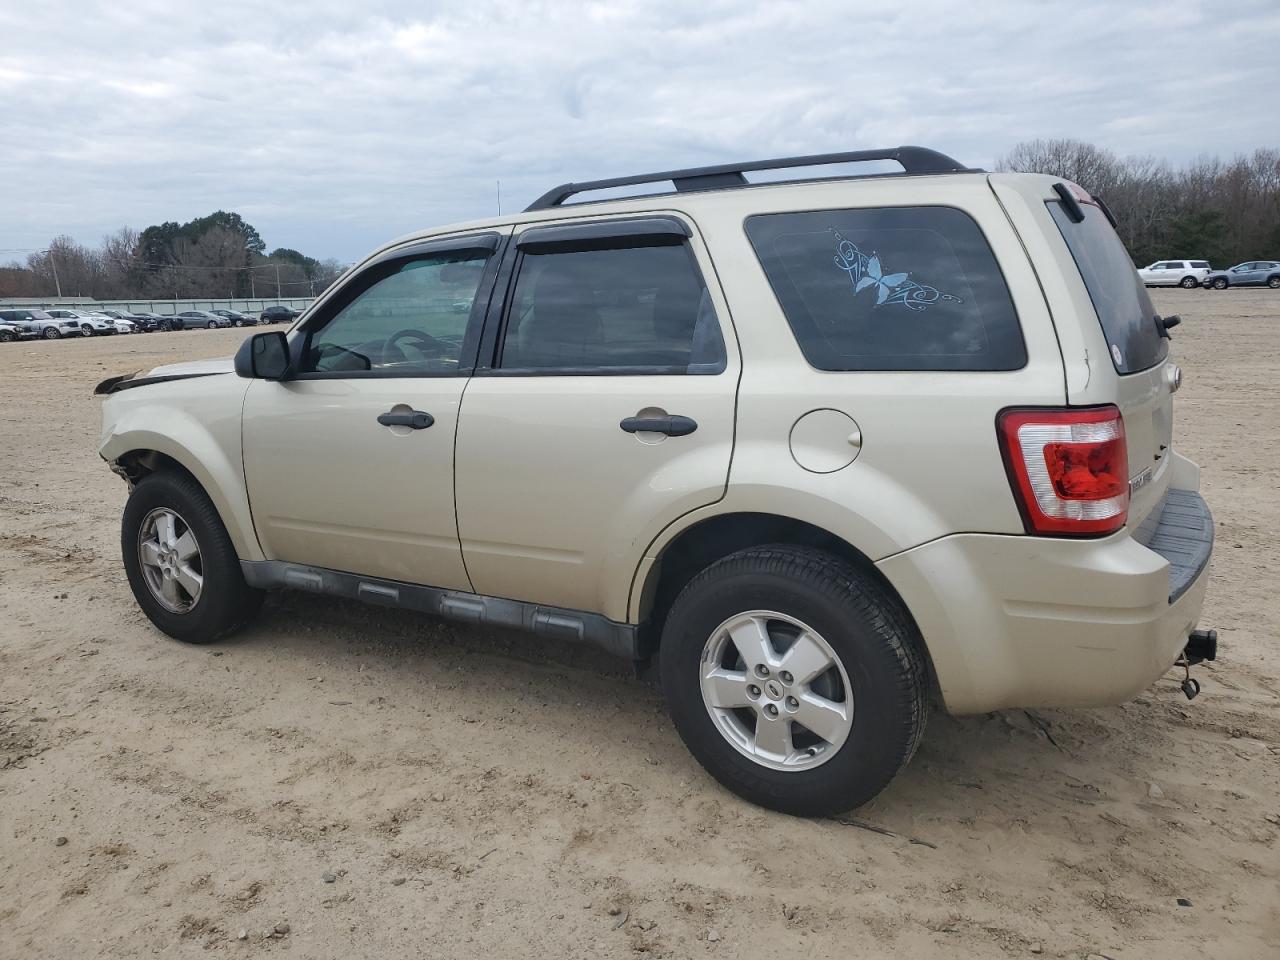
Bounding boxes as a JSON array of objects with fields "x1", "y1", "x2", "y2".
[{"x1": 832, "y1": 230, "x2": 961, "y2": 311}]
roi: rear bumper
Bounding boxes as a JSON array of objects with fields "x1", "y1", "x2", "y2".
[{"x1": 877, "y1": 483, "x2": 1213, "y2": 715}]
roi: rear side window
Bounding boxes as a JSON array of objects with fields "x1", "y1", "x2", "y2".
[
  {"x1": 745, "y1": 207, "x2": 1025, "y2": 371},
  {"x1": 499, "y1": 240, "x2": 726, "y2": 374},
  {"x1": 1048, "y1": 201, "x2": 1167, "y2": 374},
  {"x1": 1190, "y1": 261, "x2": 1209, "y2": 269}
]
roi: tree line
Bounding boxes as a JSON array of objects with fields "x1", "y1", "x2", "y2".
[
  {"x1": 996, "y1": 139, "x2": 1280, "y2": 268},
  {"x1": 0, "y1": 210, "x2": 345, "y2": 300},
  {"x1": 4, "y1": 142, "x2": 1278, "y2": 299}
]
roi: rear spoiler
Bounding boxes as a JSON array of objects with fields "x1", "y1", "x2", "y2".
[{"x1": 1053, "y1": 181, "x2": 1119, "y2": 228}]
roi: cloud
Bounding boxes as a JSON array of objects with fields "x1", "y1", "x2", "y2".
[{"x1": 0, "y1": 0, "x2": 1277, "y2": 262}]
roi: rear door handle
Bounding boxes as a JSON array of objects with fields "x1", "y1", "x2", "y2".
[
  {"x1": 377, "y1": 410, "x2": 434, "y2": 429},
  {"x1": 619, "y1": 415, "x2": 698, "y2": 437}
]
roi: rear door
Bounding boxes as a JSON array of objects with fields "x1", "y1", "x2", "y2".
[{"x1": 453, "y1": 215, "x2": 738, "y2": 620}]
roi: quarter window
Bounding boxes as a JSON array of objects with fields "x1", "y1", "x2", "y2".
[
  {"x1": 300, "y1": 250, "x2": 491, "y2": 375},
  {"x1": 498, "y1": 239, "x2": 726, "y2": 374},
  {"x1": 746, "y1": 206, "x2": 1026, "y2": 371}
]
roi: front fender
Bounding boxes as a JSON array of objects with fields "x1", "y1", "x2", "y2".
[{"x1": 99, "y1": 377, "x2": 262, "y2": 562}]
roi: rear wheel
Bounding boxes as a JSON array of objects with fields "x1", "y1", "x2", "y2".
[
  {"x1": 1212, "y1": 277, "x2": 1228, "y2": 290},
  {"x1": 1268, "y1": 276, "x2": 1280, "y2": 289},
  {"x1": 1179, "y1": 276, "x2": 1198, "y2": 289},
  {"x1": 660, "y1": 545, "x2": 927, "y2": 816},
  {"x1": 0, "y1": 330, "x2": 13, "y2": 343},
  {"x1": 122, "y1": 471, "x2": 263, "y2": 643}
]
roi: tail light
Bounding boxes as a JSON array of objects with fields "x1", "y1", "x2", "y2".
[{"x1": 997, "y1": 406, "x2": 1128, "y2": 536}]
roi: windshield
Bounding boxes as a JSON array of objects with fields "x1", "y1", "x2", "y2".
[{"x1": 1048, "y1": 200, "x2": 1167, "y2": 374}]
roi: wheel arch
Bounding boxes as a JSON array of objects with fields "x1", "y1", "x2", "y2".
[
  {"x1": 633, "y1": 511, "x2": 937, "y2": 688},
  {"x1": 101, "y1": 424, "x2": 263, "y2": 562}
]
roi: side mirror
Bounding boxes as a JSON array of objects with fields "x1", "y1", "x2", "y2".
[{"x1": 234, "y1": 331, "x2": 291, "y2": 380}]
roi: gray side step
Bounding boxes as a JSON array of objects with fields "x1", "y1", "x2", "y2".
[{"x1": 241, "y1": 560, "x2": 644, "y2": 660}]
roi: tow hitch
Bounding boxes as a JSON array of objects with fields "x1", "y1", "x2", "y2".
[{"x1": 1175, "y1": 629, "x2": 1218, "y2": 700}]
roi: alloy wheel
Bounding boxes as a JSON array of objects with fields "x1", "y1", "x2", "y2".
[
  {"x1": 138, "y1": 507, "x2": 204, "y2": 613},
  {"x1": 699, "y1": 610, "x2": 853, "y2": 771}
]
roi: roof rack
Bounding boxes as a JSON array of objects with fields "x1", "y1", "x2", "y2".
[{"x1": 524, "y1": 145, "x2": 975, "y2": 211}]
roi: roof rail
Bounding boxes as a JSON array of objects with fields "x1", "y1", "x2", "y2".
[{"x1": 524, "y1": 145, "x2": 975, "y2": 211}]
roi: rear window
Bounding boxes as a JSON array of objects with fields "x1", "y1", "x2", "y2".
[
  {"x1": 745, "y1": 206, "x2": 1026, "y2": 371},
  {"x1": 1048, "y1": 201, "x2": 1166, "y2": 374},
  {"x1": 1190, "y1": 261, "x2": 1209, "y2": 269}
]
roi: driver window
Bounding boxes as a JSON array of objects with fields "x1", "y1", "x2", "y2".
[{"x1": 301, "y1": 250, "x2": 490, "y2": 375}]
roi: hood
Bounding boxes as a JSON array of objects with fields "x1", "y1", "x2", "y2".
[
  {"x1": 95, "y1": 356, "x2": 235, "y2": 396},
  {"x1": 146, "y1": 357, "x2": 235, "y2": 378}
]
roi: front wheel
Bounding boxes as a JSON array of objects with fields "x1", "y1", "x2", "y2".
[
  {"x1": 1212, "y1": 277, "x2": 1228, "y2": 290},
  {"x1": 1268, "y1": 276, "x2": 1280, "y2": 289},
  {"x1": 81, "y1": 325, "x2": 94, "y2": 337},
  {"x1": 43, "y1": 327, "x2": 62, "y2": 339},
  {"x1": 0, "y1": 330, "x2": 13, "y2": 343},
  {"x1": 1180, "y1": 276, "x2": 1198, "y2": 289},
  {"x1": 122, "y1": 471, "x2": 263, "y2": 643},
  {"x1": 660, "y1": 545, "x2": 927, "y2": 816}
]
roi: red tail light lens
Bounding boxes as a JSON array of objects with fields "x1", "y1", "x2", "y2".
[{"x1": 997, "y1": 406, "x2": 1129, "y2": 536}]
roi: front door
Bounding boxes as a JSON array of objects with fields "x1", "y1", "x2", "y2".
[
  {"x1": 454, "y1": 216, "x2": 739, "y2": 620},
  {"x1": 242, "y1": 231, "x2": 508, "y2": 590}
]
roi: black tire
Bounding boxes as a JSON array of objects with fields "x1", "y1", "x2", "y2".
[
  {"x1": 1212, "y1": 277, "x2": 1228, "y2": 290},
  {"x1": 81, "y1": 326, "x2": 94, "y2": 337},
  {"x1": 1179, "y1": 276, "x2": 1198, "y2": 289},
  {"x1": 121, "y1": 470, "x2": 263, "y2": 644},
  {"x1": 206, "y1": 321, "x2": 217, "y2": 329},
  {"x1": 43, "y1": 327, "x2": 62, "y2": 339},
  {"x1": 1268, "y1": 276, "x2": 1280, "y2": 289},
  {"x1": 659, "y1": 545, "x2": 927, "y2": 817},
  {"x1": 0, "y1": 330, "x2": 13, "y2": 343}
]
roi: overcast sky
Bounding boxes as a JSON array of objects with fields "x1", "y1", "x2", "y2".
[{"x1": 2, "y1": 0, "x2": 1278, "y2": 263}]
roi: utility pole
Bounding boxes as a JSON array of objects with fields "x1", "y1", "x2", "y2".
[
  {"x1": 275, "y1": 264, "x2": 281, "y2": 301},
  {"x1": 497, "y1": 179, "x2": 502, "y2": 216},
  {"x1": 41, "y1": 249, "x2": 62, "y2": 297}
]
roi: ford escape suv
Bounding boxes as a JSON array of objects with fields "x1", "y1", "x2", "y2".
[{"x1": 96, "y1": 146, "x2": 1215, "y2": 816}]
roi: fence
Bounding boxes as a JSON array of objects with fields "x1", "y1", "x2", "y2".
[{"x1": 0, "y1": 297, "x2": 316, "y2": 315}]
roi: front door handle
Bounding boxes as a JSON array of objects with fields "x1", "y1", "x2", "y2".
[
  {"x1": 619, "y1": 415, "x2": 698, "y2": 437},
  {"x1": 377, "y1": 410, "x2": 434, "y2": 429}
]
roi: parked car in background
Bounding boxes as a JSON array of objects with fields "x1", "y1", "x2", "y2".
[
  {"x1": 1203, "y1": 261, "x2": 1280, "y2": 289},
  {"x1": 123, "y1": 312, "x2": 167, "y2": 332},
  {"x1": 170, "y1": 310, "x2": 230, "y2": 330},
  {"x1": 211, "y1": 309, "x2": 257, "y2": 326},
  {"x1": 100, "y1": 310, "x2": 154, "y2": 333},
  {"x1": 0, "y1": 308, "x2": 81, "y2": 339},
  {"x1": 94, "y1": 312, "x2": 138, "y2": 334},
  {"x1": 0, "y1": 319, "x2": 30, "y2": 342},
  {"x1": 131, "y1": 312, "x2": 179, "y2": 331},
  {"x1": 1137, "y1": 260, "x2": 1211, "y2": 288},
  {"x1": 259, "y1": 305, "x2": 300, "y2": 324},
  {"x1": 46, "y1": 309, "x2": 117, "y2": 335}
]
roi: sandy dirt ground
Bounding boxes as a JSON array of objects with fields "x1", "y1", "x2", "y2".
[{"x1": 1, "y1": 291, "x2": 1277, "y2": 959}]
